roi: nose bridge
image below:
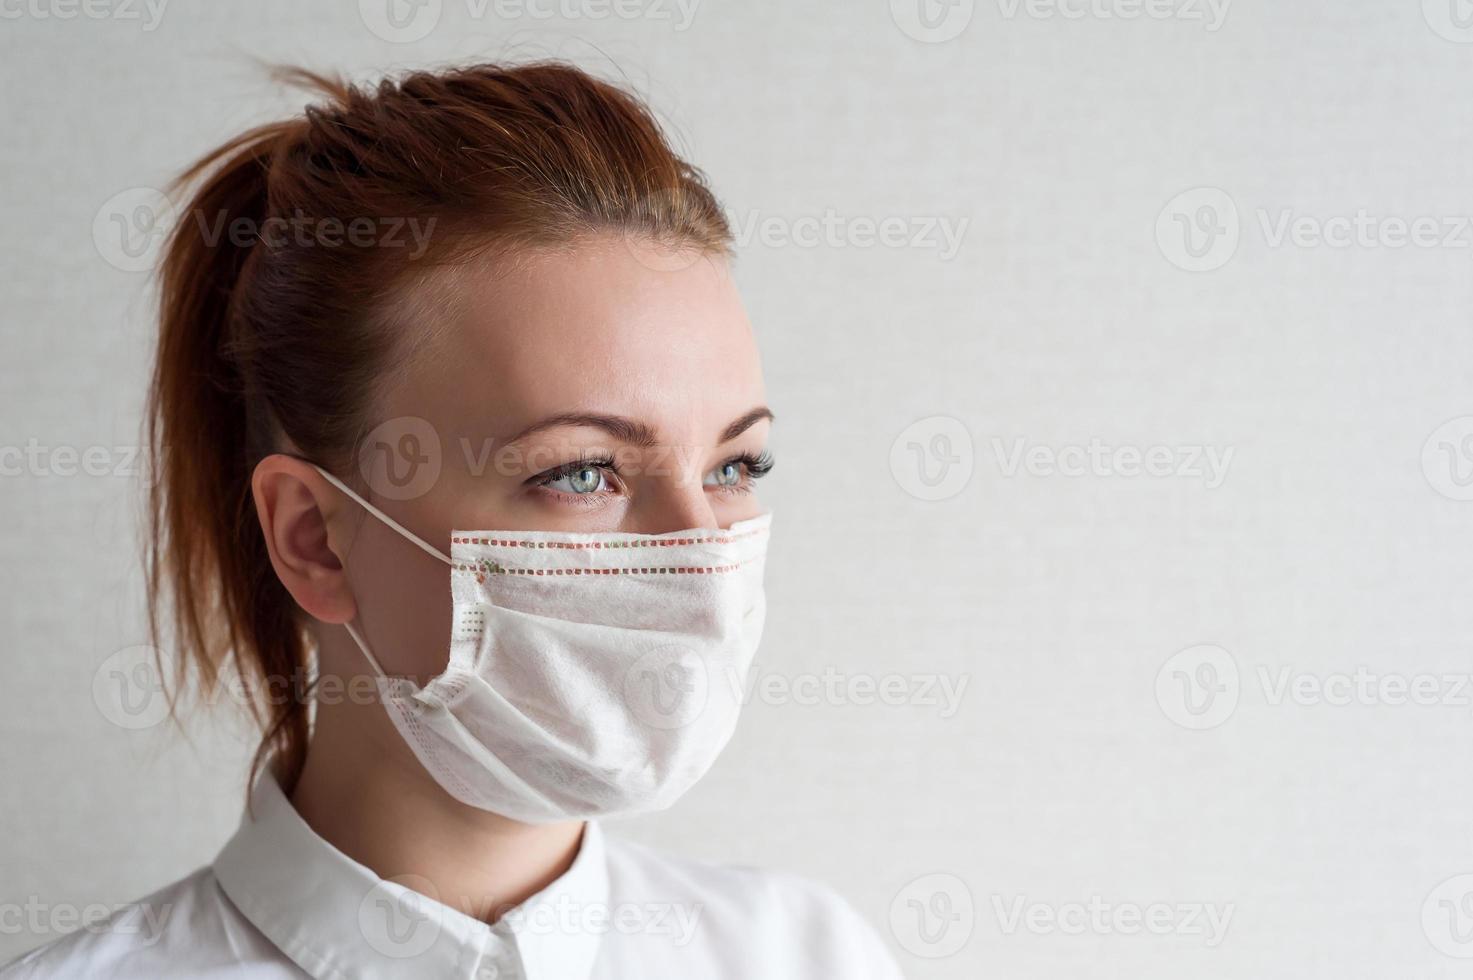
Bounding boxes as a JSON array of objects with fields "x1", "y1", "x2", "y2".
[{"x1": 633, "y1": 442, "x2": 716, "y2": 534}]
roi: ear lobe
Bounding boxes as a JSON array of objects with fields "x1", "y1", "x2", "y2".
[{"x1": 251, "y1": 454, "x2": 359, "y2": 625}]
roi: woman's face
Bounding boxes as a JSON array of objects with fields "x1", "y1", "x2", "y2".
[{"x1": 318, "y1": 236, "x2": 771, "y2": 680}]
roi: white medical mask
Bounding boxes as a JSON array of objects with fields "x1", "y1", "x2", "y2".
[{"x1": 310, "y1": 465, "x2": 771, "y2": 824}]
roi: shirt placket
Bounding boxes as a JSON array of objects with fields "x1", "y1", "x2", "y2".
[{"x1": 462, "y1": 925, "x2": 525, "y2": 980}]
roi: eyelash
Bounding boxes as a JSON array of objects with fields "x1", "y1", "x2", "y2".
[{"x1": 530, "y1": 450, "x2": 775, "y2": 503}]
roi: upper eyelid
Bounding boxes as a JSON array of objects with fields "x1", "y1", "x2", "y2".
[
  {"x1": 542, "y1": 449, "x2": 765, "y2": 469},
  {"x1": 531, "y1": 454, "x2": 616, "y2": 480}
]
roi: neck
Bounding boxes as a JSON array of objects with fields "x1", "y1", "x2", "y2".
[{"x1": 289, "y1": 695, "x2": 585, "y2": 923}]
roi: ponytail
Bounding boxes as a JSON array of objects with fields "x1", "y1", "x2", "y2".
[{"x1": 147, "y1": 121, "x2": 313, "y2": 791}]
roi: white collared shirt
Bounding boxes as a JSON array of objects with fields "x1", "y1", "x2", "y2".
[{"x1": 2, "y1": 775, "x2": 902, "y2": 979}]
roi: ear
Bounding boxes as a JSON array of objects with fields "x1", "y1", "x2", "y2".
[{"x1": 251, "y1": 454, "x2": 360, "y2": 625}]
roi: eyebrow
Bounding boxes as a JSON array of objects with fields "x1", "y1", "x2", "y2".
[
  {"x1": 719, "y1": 406, "x2": 775, "y2": 443},
  {"x1": 505, "y1": 406, "x2": 774, "y2": 447}
]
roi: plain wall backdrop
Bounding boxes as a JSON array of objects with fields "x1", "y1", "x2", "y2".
[{"x1": 6, "y1": 1, "x2": 1473, "y2": 976}]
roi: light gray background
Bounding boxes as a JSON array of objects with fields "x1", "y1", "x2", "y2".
[{"x1": 5, "y1": 0, "x2": 1473, "y2": 976}]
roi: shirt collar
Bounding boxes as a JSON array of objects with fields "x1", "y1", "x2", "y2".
[{"x1": 213, "y1": 770, "x2": 608, "y2": 980}]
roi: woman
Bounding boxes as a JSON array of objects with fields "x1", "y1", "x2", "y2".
[{"x1": 4, "y1": 63, "x2": 901, "y2": 979}]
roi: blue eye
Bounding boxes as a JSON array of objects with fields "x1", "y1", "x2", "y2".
[
  {"x1": 705, "y1": 461, "x2": 743, "y2": 488},
  {"x1": 545, "y1": 465, "x2": 609, "y2": 495},
  {"x1": 703, "y1": 452, "x2": 773, "y2": 490}
]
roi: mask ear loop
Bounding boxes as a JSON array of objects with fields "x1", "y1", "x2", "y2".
[
  {"x1": 304, "y1": 462, "x2": 454, "y2": 679},
  {"x1": 308, "y1": 464, "x2": 454, "y2": 567},
  {"x1": 342, "y1": 620, "x2": 389, "y2": 678}
]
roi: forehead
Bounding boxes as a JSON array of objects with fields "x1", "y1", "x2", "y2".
[{"x1": 399, "y1": 238, "x2": 765, "y2": 446}]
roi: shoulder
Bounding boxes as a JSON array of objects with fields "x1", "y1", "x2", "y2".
[
  {"x1": 602, "y1": 834, "x2": 903, "y2": 980},
  {"x1": 0, "y1": 868, "x2": 299, "y2": 980}
]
